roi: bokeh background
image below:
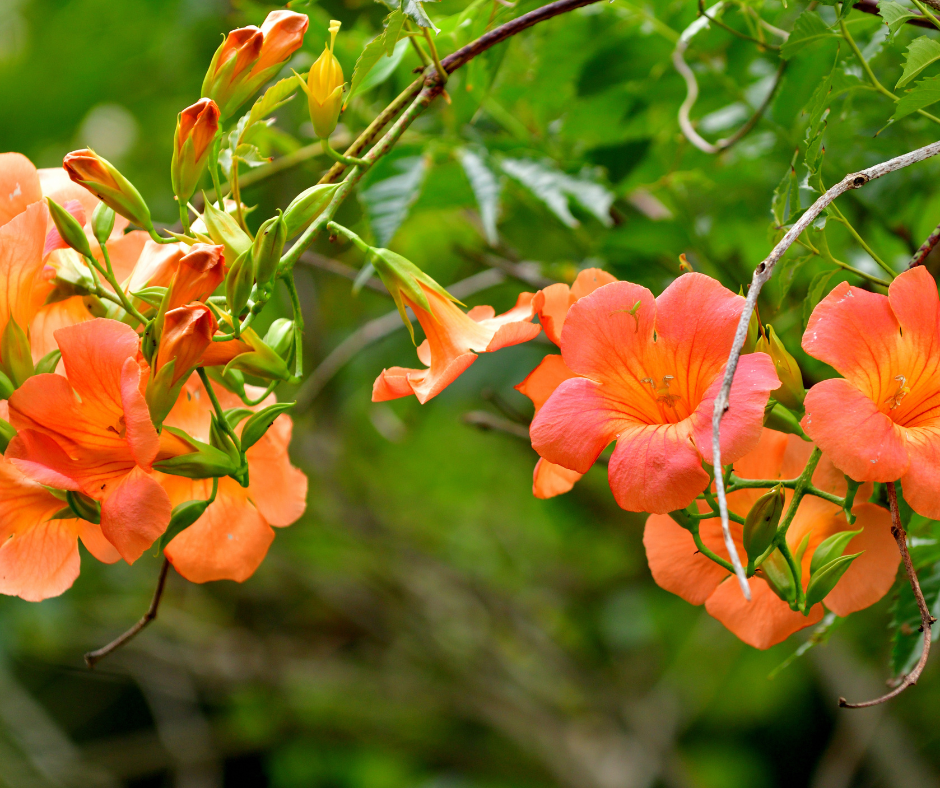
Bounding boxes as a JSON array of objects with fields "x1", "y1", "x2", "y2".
[{"x1": 2, "y1": 0, "x2": 940, "y2": 786}]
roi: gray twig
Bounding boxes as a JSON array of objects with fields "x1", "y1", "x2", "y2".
[{"x1": 712, "y1": 139, "x2": 940, "y2": 602}]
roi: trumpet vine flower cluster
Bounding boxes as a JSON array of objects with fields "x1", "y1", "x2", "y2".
[{"x1": 0, "y1": 6, "x2": 932, "y2": 674}]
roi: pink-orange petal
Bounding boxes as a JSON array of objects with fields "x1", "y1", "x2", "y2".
[
  {"x1": 515, "y1": 354, "x2": 576, "y2": 415},
  {"x1": 802, "y1": 378, "x2": 909, "y2": 482},
  {"x1": 690, "y1": 352, "x2": 780, "y2": 466},
  {"x1": 532, "y1": 458, "x2": 583, "y2": 499},
  {"x1": 100, "y1": 467, "x2": 171, "y2": 564},
  {"x1": 533, "y1": 283, "x2": 573, "y2": 346},
  {"x1": 0, "y1": 152, "x2": 42, "y2": 227},
  {"x1": 643, "y1": 513, "x2": 729, "y2": 604},
  {"x1": 0, "y1": 519, "x2": 81, "y2": 602},
  {"x1": 245, "y1": 415, "x2": 307, "y2": 526},
  {"x1": 29, "y1": 296, "x2": 94, "y2": 361},
  {"x1": 823, "y1": 502, "x2": 899, "y2": 616},
  {"x1": 120, "y1": 356, "x2": 159, "y2": 470},
  {"x1": 705, "y1": 576, "x2": 824, "y2": 649},
  {"x1": 77, "y1": 520, "x2": 122, "y2": 564},
  {"x1": 900, "y1": 423, "x2": 940, "y2": 519},
  {"x1": 607, "y1": 420, "x2": 709, "y2": 513}
]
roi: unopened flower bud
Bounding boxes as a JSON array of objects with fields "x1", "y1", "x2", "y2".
[
  {"x1": 756, "y1": 325, "x2": 805, "y2": 411},
  {"x1": 222, "y1": 327, "x2": 291, "y2": 381},
  {"x1": 203, "y1": 11, "x2": 308, "y2": 118},
  {"x1": 251, "y1": 211, "x2": 287, "y2": 285},
  {"x1": 201, "y1": 200, "x2": 251, "y2": 265},
  {"x1": 805, "y1": 550, "x2": 862, "y2": 610},
  {"x1": 264, "y1": 318, "x2": 294, "y2": 359},
  {"x1": 171, "y1": 98, "x2": 220, "y2": 204},
  {"x1": 760, "y1": 549, "x2": 796, "y2": 604},
  {"x1": 283, "y1": 182, "x2": 339, "y2": 239},
  {"x1": 1, "y1": 319, "x2": 33, "y2": 388},
  {"x1": 63, "y1": 149, "x2": 153, "y2": 231},
  {"x1": 168, "y1": 243, "x2": 225, "y2": 311},
  {"x1": 46, "y1": 197, "x2": 93, "y2": 259},
  {"x1": 0, "y1": 417, "x2": 15, "y2": 454},
  {"x1": 155, "y1": 426, "x2": 240, "y2": 479},
  {"x1": 91, "y1": 202, "x2": 116, "y2": 246},
  {"x1": 306, "y1": 20, "x2": 345, "y2": 139},
  {"x1": 66, "y1": 490, "x2": 101, "y2": 524},
  {"x1": 742, "y1": 484, "x2": 784, "y2": 563},
  {"x1": 225, "y1": 249, "x2": 254, "y2": 321}
]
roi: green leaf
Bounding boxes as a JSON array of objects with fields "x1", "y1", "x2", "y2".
[
  {"x1": 776, "y1": 254, "x2": 811, "y2": 308},
  {"x1": 357, "y1": 38, "x2": 409, "y2": 97},
  {"x1": 771, "y1": 157, "x2": 800, "y2": 227},
  {"x1": 241, "y1": 402, "x2": 295, "y2": 452},
  {"x1": 803, "y1": 269, "x2": 837, "y2": 329},
  {"x1": 224, "y1": 408, "x2": 254, "y2": 430},
  {"x1": 384, "y1": 8, "x2": 406, "y2": 55},
  {"x1": 347, "y1": 11, "x2": 407, "y2": 108},
  {"x1": 890, "y1": 560, "x2": 940, "y2": 677},
  {"x1": 458, "y1": 148, "x2": 502, "y2": 246},
  {"x1": 781, "y1": 11, "x2": 837, "y2": 60},
  {"x1": 403, "y1": 0, "x2": 440, "y2": 33},
  {"x1": 879, "y1": 1, "x2": 920, "y2": 38},
  {"x1": 500, "y1": 158, "x2": 613, "y2": 229},
  {"x1": 359, "y1": 155, "x2": 429, "y2": 246},
  {"x1": 896, "y1": 35, "x2": 940, "y2": 89},
  {"x1": 893, "y1": 73, "x2": 940, "y2": 121}
]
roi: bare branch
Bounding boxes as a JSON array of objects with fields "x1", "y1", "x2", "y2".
[
  {"x1": 840, "y1": 482, "x2": 936, "y2": 708},
  {"x1": 910, "y1": 219, "x2": 940, "y2": 268},
  {"x1": 85, "y1": 559, "x2": 171, "y2": 669},
  {"x1": 711, "y1": 139, "x2": 940, "y2": 602}
]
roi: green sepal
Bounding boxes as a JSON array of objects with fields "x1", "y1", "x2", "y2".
[
  {"x1": 224, "y1": 407, "x2": 254, "y2": 430},
  {"x1": 65, "y1": 490, "x2": 102, "y2": 524},
  {"x1": 251, "y1": 211, "x2": 287, "y2": 285},
  {"x1": 0, "y1": 418, "x2": 16, "y2": 454},
  {"x1": 283, "y1": 183, "x2": 339, "y2": 239},
  {"x1": 91, "y1": 203, "x2": 116, "y2": 246},
  {"x1": 222, "y1": 331, "x2": 291, "y2": 381},
  {"x1": 34, "y1": 349, "x2": 61, "y2": 376},
  {"x1": 763, "y1": 399, "x2": 809, "y2": 440},
  {"x1": 210, "y1": 414, "x2": 240, "y2": 461},
  {"x1": 668, "y1": 508, "x2": 697, "y2": 531},
  {"x1": 46, "y1": 197, "x2": 93, "y2": 258},
  {"x1": 225, "y1": 249, "x2": 254, "y2": 323},
  {"x1": 153, "y1": 426, "x2": 239, "y2": 479},
  {"x1": 755, "y1": 325, "x2": 806, "y2": 411},
  {"x1": 263, "y1": 318, "x2": 294, "y2": 359},
  {"x1": 202, "y1": 198, "x2": 252, "y2": 264},
  {"x1": 240, "y1": 401, "x2": 295, "y2": 451},
  {"x1": 810, "y1": 528, "x2": 863, "y2": 577},
  {"x1": 132, "y1": 286, "x2": 169, "y2": 308},
  {"x1": 761, "y1": 549, "x2": 797, "y2": 603},
  {"x1": 157, "y1": 497, "x2": 212, "y2": 551},
  {"x1": 0, "y1": 370, "x2": 15, "y2": 400},
  {"x1": 1, "y1": 319, "x2": 33, "y2": 387},
  {"x1": 145, "y1": 358, "x2": 183, "y2": 429},
  {"x1": 74, "y1": 172, "x2": 152, "y2": 231},
  {"x1": 843, "y1": 476, "x2": 861, "y2": 525},
  {"x1": 804, "y1": 552, "x2": 863, "y2": 610}
]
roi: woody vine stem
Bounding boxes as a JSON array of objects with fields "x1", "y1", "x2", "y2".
[
  {"x1": 711, "y1": 139, "x2": 940, "y2": 703},
  {"x1": 83, "y1": 0, "x2": 605, "y2": 668}
]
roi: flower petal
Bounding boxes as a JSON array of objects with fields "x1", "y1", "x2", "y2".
[
  {"x1": 29, "y1": 296, "x2": 94, "y2": 362},
  {"x1": 372, "y1": 353, "x2": 478, "y2": 404},
  {"x1": 530, "y1": 377, "x2": 626, "y2": 474},
  {"x1": 690, "y1": 353, "x2": 779, "y2": 466},
  {"x1": 515, "y1": 354, "x2": 576, "y2": 415},
  {"x1": 100, "y1": 467, "x2": 171, "y2": 564},
  {"x1": 705, "y1": 577, "x2": 823, "y2": 649},
  {"x1": 608, "y1": 420, "x2": 709, "y2": 513},
  {"x1": 165, "y1": 493, "x2": 274, "y2": 583},
  {"x1": 900, "y1": 422, "x2": 940, "y2": 518},
  {"x1": 532, "y1": 458, "x2": 582, "y2": 499},
  {"x1": 534, "y1": 283, "x2": 574, "y2": 346},
  {"x1": 643, "y1": 513, "x2": 729, "y2": 604},
  {"x1": 802, "y1": 378, "x2": 909, "y2": 482},
  {"x1": 0, "y1": 201, "x2": 49, "y2": 334},
  {"x1": 822, "y1": 502, "x2": 899, "y2": 617},
  {"x1": 77, "y1": 520, "x2": 121, "y2": 564},
  {"x1": 121, "y1": 356, "x2": 159, "y2": 470},
  {"x1": 0, "y1": 152, "x2": 42, "y2": 227},
  {"x1": 246, "y1": 414, "x2": 307, "y2": 526},
  {"x1": 0, "y1": 518, "x2": 80, "y2": 602}
]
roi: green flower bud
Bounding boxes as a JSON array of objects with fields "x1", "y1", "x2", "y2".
[
  {"x1": 756, "y1": 326, "x2": 805, "y2": 411},
  {"x1": 66, "y1": 490, "x2": 102, "y2": 524},
  {"x1": 283, "y1": 183, "x2": 339, "y2": 238},
  {"x1": 263, "y1": 318, "x2": 294, "y2": 359},
  {"x1": 34, "y1": 349, "x2": 61, "y2": 375},
  {"x1": 1, "y1": 319, "x2": 33, "y2": 388},
  {"x1": 202, "y1": 200, "x2": 252, "y2": 265},
  {"x1": 225, "y1": 249, "x2": 254, "y2": 322},
  {"x1": 760, "y1": 549, "x2": 796, "y2": 603},
  {"x1": 154, "y1": 426, "x2": 240, "y2": 479},
  {"x1": 241, "y1": 401, "x2": 294, "y2": 451},
  {"x1": 91, "y1": 202, "x2": 116, "y2": 247},
  {"x1": 763, "y1": 400, "x2": 809, "y2": 440},
  {"x1": 251, "y1": 211, "x2": 287, "y2": 285},
  {"x1": 0, "y1": 418, "x2": 16, "y2": 454},
  {"x1": 0, "y1": 370, "x2": 15, "y2": 400},
  {"x1": 743, "y1": 484, "x2": 784, "y2": 563},
  {"x1": 47, "y1": 197, "x2": 93, "y2": 259},
  {"x1": 63, "y1": 149, "x2": 153, "y2": 231},
  {"x1": 805, "y1": 551, "x2": 863, "y2": 610},
  {"x1": 810, "y1": 528, "x2": 863, "y2": 577}
]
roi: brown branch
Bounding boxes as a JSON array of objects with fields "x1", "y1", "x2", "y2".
[
  {"x1": 839, "y1": 482, "x2": 936, "y2": 708},
  {"x1": 855, "y1": 0, "x2": 935, "y2": 29},
  {"x1": 711, "y1": 139, "x2": 940, "y2": 603},
  {"x1": 84, "y1": 559, "x2": 171, "y2": 669},
  {"x1": 909, "y1": 219, "x2": 940, "y2": 268}
]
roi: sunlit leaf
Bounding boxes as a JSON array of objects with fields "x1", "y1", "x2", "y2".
[
  {"x1": 781, "y1": 11, "x2": 837, "y2": 59},
  {"x1": 359, "y1": 155, "x2": 429, "y2": 246},
  {"x1": 501, "y1": 158, "x2": 613, "y2": 229},
  {"x1": 897, "y1": 35, "x2": 940, "y2": 89}
]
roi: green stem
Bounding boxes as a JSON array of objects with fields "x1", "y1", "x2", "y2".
[
  {"x1": 813, "y1": 228, "x2": 891, "y2": 287},
  {"x1": 178, "y1": 202, "x2": 192, "y2": 235},
  {"x1": 321, "y1": 138, "x2": 370, "y2": 169},
  {"x1": 697, "y1": 0, "x2": 779, "y2": 50},
  {"x1": 422, "y1": 27, "x2": 449, "y2": 83},
  {"x1": 691, "y1": 524, "x2": 736, "y2": 573},
  {"x1": 230, "y1": 155, "x2": 248, "y2": 235},
  {"x1": 285, "y1": 275, "x2": 304, "y2": 379},
  {"x1": 828, "y1": 205, "x2": 895, "y2": 279},
  {"x1": 197, "y1": 367, "x2": 242, "y2": 453},
  {"x1": 209, "y1": 135, "x2": 224, "y2": 208},
  {"x1": 911, "y1": 0, "x2": 940, "y2": 30},
  {"x1": 242, "y1": 380, "x2": 277, "y2": 407},
  {"x1": 94, "y1": 247, "x2": 149, "y2": 326},
  {"x1": 777, "y1": 447, "x2": 822, "y2": 538}
]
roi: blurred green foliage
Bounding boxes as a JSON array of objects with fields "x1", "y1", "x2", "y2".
[{"x1": 2, "y1": 0, "x2": 940, "y2": 786}]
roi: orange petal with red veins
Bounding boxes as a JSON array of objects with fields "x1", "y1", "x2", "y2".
[
  {"x1": 705, "y1": 576, "x2": 824, "y2": 649},
  {"x1": 165, "y1": 494, "x2": 275, "y2": 583},
  {"x1": 900, "y1": 422, "x2": 940, "y2": 519},
  {"x1": 30, "y1": 296, "x2": 94, "y2": 361},
  {"x1": 608, "y1": 420, "x2": 709, "y2": 513},
  {"x1": 823, "y1": 502, "x2": 899, "y2": 616},
  {"x1": 643, "y1": 513, "x2": 730, "y2": 605},
  {"x1": 802, "y1": 378, "x2": 909, "y2": 482},
  {"x1": 690, "y1": 353, "x2": 779, "y2": 466},
  {"x1": 0, "y1": 519, "x2": 81, "y2": 602},
  {"x1": 532, "y1": 458, "x2": 582, "y2": 498},
  {"x1": 0, "y1": 152, "x2": 42, "y2": 227},
  {"x1": 516, "y1": 354, "x2": 576, "y2": 415},
  {"x1": 246, "y1": 415, "x2": 307, "y2": 526},
  {"x1": 120, "y1": 356, "x2": 159, "y2": 470},
  {"x1": 100, "y1": 467, "x2": 171, "y2": 564}
]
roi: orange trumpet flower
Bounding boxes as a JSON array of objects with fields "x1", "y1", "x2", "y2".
[
  {"x1": 7, "y1": 319, "x2": 172, "y2": 563},
  {"x1": 643, "y1": 430, "x2": 900, "y2": 649}
]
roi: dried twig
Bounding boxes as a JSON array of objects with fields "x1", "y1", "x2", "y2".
[
  {"x1": 712, "y1": 139, "x2": 940, "y2": 601},
  {"x1": 909, "y1": 219, "x2": 940, "y2": 268},
  {"x1": 84, "y1": 559, "x2": 171, "y2": 669},
  {"x1": 840, "y1": 482, "x2": 936, "y2": 708}
]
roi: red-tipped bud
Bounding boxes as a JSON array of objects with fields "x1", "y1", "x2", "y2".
[
  {"x1": 171, "y1": 99, "x2": 220, "y2": 204},
  {"x1": 168, "y1": 243, "x2": 225, "y2": 310},
  {"x1": 156, "y1": 304, "x2": 217, "y2": 385},
  {"x1": 254, "y1": 11, "x2": 309, "y2": 74},
  {"x1": 63, "y1": 149, "x2": 152, "y2": 231}
]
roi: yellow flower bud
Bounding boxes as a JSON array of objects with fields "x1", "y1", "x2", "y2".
[{"x1": 307, "y1": 20, "x2": 345, "y2": 139}]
